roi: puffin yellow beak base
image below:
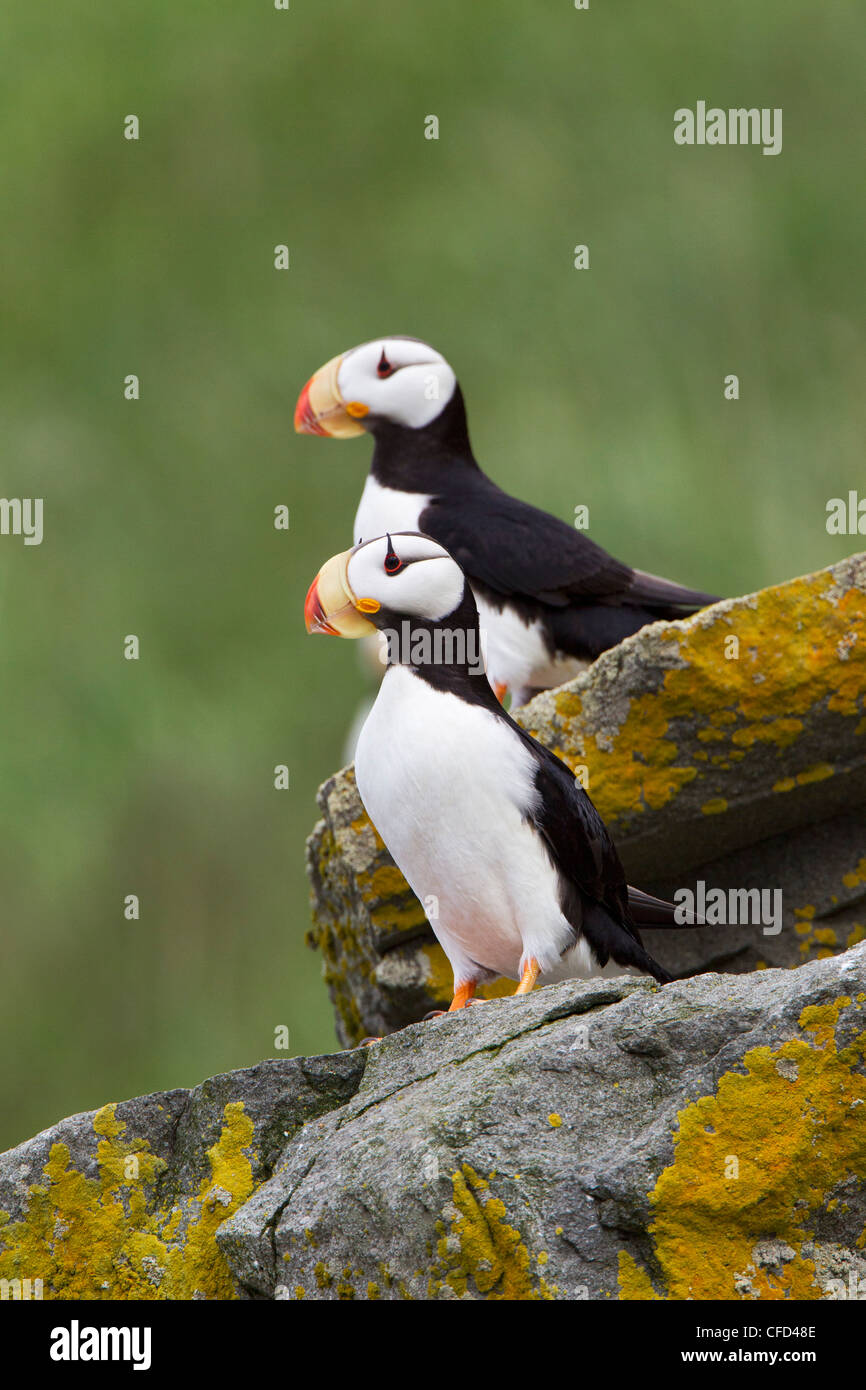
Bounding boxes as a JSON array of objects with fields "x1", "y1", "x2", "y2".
[
  {"x1": 294, "y1": 354, "x2": 369, "y2": 439},
  {"x1": 304, "y1": 549, "x2": 379, "y2": 638}
]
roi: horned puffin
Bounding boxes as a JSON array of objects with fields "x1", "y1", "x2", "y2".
[
  {"x1": 305, "y1": 531, "x2": 700, "y2": 1008},
  {"x1": 295, "y1": 336, "x2": 718, "y2": 705}
]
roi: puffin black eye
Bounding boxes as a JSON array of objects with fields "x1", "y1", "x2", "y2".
[
  {"x1": 377, "y1": 349, "x2": 395, "y2": 379},
  {"x1": 384, "y1": 535, "x2": 403, "y2": 574}
]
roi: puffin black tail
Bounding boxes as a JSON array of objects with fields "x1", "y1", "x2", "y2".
[
  {"x1": 580, "y1": 900, "x2": 673, "y2": 986},
  {"x1": 627, "y1": 885, "x2": 705, "y2": 928},
  {"x1": 626, "y1": 569, "x2": 720, "y2": 612}
]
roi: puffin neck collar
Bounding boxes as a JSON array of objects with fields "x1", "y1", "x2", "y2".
[{"x1": 368, "y1": 386, "x2": 480, "y2": 490}]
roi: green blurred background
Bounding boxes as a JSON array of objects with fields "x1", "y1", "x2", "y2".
[{"x1": 1, "y1": 0, "x2": 863, "y2": 1150}]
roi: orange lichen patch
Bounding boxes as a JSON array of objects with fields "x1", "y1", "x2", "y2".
[{"x1": 619, "y1": 997, "x2": 866, "y2": 1301}]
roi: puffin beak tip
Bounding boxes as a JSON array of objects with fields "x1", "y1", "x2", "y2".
[
  {"x1": 294, "y1": 378, "x2": 331, "y2": 437},
  {"x1": 304, "y1": 576, "x2": 337, "y2": 635}
]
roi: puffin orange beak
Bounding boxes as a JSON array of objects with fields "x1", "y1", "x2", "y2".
[
  {"x1": 304, "y1": 550, "x2": 379, "y2": 638},
  {"x1": 294, "y1": 355, "x2": 369, "y2": 439}
]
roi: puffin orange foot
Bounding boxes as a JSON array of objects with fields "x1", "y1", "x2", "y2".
[
  {"x1": 514, "y1": 957, "x2": 540, "y2": 997},
  {"x1": 449, "y1": 980, "x2": 478, "y2": 1011},
  {"x1": 356, "y1": 1035, "x2": 382, "y2": 1047},
  {"x1": 422, "y1": 982, "x2": 481, "y2": 1021}
]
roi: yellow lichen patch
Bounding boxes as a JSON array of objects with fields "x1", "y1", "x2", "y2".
[
  {"x1": 359, "y1": 863, "x2": 419, "y2": 900},
  {"x1": 843, "y1": 858, "x2": 866, "y2": 891},
  {"x1": 619, "y1": 997, "x2": 866, "y2": 1301},
  {"x1": 419, "y1": 942, "x2": 454, "y2": 1006},
  {"x1": 420, "y1": 944, "x2": 513, "y2": 1007},
  {"x1": 549, "y1": 568, "x2": 866, "y2": 828},
  {"x1": 350, "y1": 813, "x2": 384, "y2": 849},
  {"x1": 617, "y1": 1251, "x2": 660, "y2": 1300},
  {"x1": 554, "y1": 691, "x2": 584, "y2": 721},
  {"x1": 0, "y1": 1102, "x2": 256, "y2": 1300},
  {"x1": 701, "y1": 799, "x2": 728, "y2": 815},
  {"x1": 847, "y1": 924, "x2": 865, "y2": 949},
  {"x1": 478, "y1": 978, "x2": 515, "y2": 1001},
  {"x1": 730, "y1": 718, "x2": 804, "y2": 749},
  {"x1": 429, "y1": 1165, "x2": 553, "y2": 1300},
  {"x1": 548, "y1": 1114, "x2": 563, "y2": 1128},
  {"x1": 794, "y1": 764, "x2": 835, "y2": 785},
  {"x1": 168, "y1": 1102, "x2": 255, "y2": 1300},
  {"x1": 367, "y1": 900, "x2": 428, "y2": 934},
  {"x1": 795, "y1": 923, "x2": 839, "y2": 960}
]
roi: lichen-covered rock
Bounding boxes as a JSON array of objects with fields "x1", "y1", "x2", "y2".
[
  {"x1": 306, "y1": 554, "x2": 866, "y2": 1045},
  {"x1": 0, "y1": 1053, "x2": 364, "y2": 1300},
  {"x1": 521, "y1": 551, "x2": 866, "y2": 875},
  {"x1": 4, "y1": 947, "x2": 865, "y2": 1300},
  {"x1": 218, "y1": 944, "x2": 866, "y2": 1300}
]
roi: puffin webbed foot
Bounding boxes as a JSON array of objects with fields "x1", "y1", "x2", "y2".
[{"x1": 514, "y1": 957, "x2": 541, "y2": 997}]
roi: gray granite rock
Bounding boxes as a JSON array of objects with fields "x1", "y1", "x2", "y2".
[
  {"x1": 3, "y1": 947, "x2": 864, "y2": 1300},
  {"x1": 218, "y1": 943, "x2": 866, "y2": 1301}
]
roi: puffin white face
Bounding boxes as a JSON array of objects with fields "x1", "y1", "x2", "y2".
[
  {"x1": 305, "y1": 533, "x2": 466, "y2": 637},
  {"x1": 295, "y1": 337, "x2": 457, "y2": 437}
]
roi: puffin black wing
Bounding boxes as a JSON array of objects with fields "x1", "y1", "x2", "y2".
[
  {"x1": 421, "y1": 476, "x2": 717, "y2": 610},
  {"x1": 509, "y1": 725, "x2": 673, "y2": 983}
]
